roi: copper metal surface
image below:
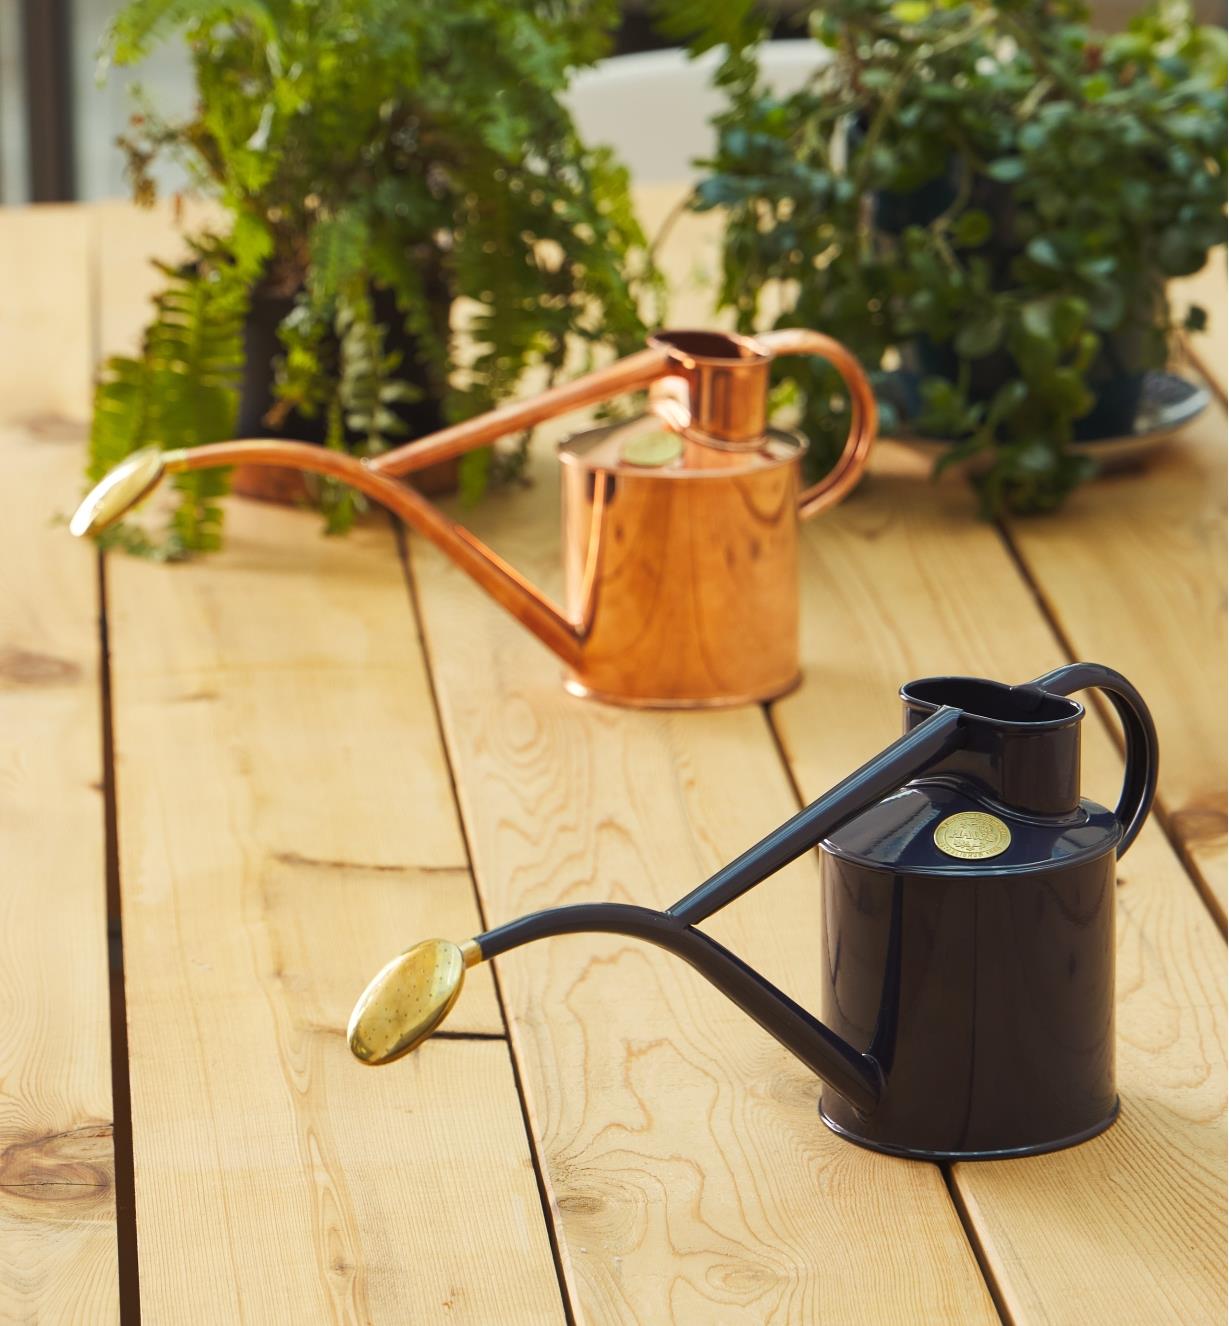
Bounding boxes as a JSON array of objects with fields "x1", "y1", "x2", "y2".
[
  {"x1": 757, "y1": 329, "x2": 878, "y2": 517},
  {"x1": 370, "y1": 346, "x2": 672, "y2": 478},
  {"x1": 71, "y1": 325, "x2": 878, "y2": 707},
  {"x1": 559, "y1": 423, "x2": 806, "y2": 707},
  {"x1": 648, "y1": 330, "x2": 773, "y2": 445}
]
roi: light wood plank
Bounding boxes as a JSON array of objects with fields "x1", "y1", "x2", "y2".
[
  {"x1": 405, "y1": 455, "x2": 1000, "y2": 1325},
  {"x1": 93, "y1": 198, "x2": 220, "y2": 361},
  {"x1": 75, "y1": 188, "x2": 1225, "y2": 1322},
  {"x1": 107, "y1": 492, "x2": 565, "y2": 1321},
  {"x1": 773, "y1": 444, "x2": 1227, "y2": 1324},
  {"x1": 0, "y1": 206, "x2": 94, "y2": 424},
  {"x1": 0, "y1": 204, "x2": 118, "y2": 1322},
  {"x1": 1002, "y1": 391, "x2": 1227, "y2": 923}
]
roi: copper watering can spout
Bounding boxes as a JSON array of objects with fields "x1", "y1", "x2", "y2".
[
  {"x1": 350, "y1": 664, "x2": 1159, "y2": 1158},
  {"x1": 72, "y1": 327, "x2": 876, "y2": 705}
]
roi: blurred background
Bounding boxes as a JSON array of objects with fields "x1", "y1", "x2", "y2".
[{"x1": 4, "y1": 0, "x2": 1224, "y2": 204}]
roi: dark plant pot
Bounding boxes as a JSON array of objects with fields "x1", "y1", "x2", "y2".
[
  {"x1": 233, "y1": 282, "x2": 456, "y2": 503},
  {"x1": 877, "y1": 166, "x2": 1154, "y2": 442},
  {"x1": 908, "y1": 335, "x2": 1148, "y2": 442}
]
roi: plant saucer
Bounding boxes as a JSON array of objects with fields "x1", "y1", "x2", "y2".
[{"x1": 887, "y1": 370, "x2": 1212, "y2": 475}]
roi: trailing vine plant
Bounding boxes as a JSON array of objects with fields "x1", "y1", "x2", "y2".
[
  {"x1": 685, "y1": 0, "x2": 1226, "y2": 513},
  {"x1": 91, "y1": 0, "x2": 660, "y2": 554}
]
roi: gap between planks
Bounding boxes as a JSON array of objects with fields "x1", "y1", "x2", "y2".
[
  {"x1": 941, "y1": 1167, "x2": 1012, "y2": 1326},
  {"x1": 991, "y1": 335, "x2": 1227, "y2": 937},
  {"x1": 391, "y1": 517, "x2": 579, "y2": 1326},
  {"x1": 97, "y1": 555, "x2": 143, "y2": 1326},
  {"x1": 88, "y1": 204, "x2": 143, "y2": 1326},
  {"x1": 403, "y1": 464, "x2": 1007, "y2": 1326}
]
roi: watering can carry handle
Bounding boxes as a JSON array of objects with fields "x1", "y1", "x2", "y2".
[
  {"x1": 1030, "y1": 662, "x2": 1159, "y2": 858},
  {"x1": 758, "y1": 330, "x2": 879, "y2": 519}
]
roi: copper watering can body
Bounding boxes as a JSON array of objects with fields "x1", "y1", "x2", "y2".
[
  {"x1": 350, "y1": 662, "x2": 1158, "y2": 1161},
  {"x1": 72, "y1": 327, "x2": 875, "y2": 708},
  {"x1": 558, "y1": 421, "x2": 807, "y2": 706}
]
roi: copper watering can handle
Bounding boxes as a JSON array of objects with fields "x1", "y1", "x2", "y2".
[{"x1": 757, "y1": 329, "x2": 878, "y2": 519}]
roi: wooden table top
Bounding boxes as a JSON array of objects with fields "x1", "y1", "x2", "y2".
[{"x1": 1, "y1": 195, "x2": 1224, "y2": 1325}]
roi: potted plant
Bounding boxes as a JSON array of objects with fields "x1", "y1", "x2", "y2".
[
  {"x1": 688, "y1": 0, "x2": 1226, "y2": 513},
  {"x1": 90, "y1": 0, "x2": 659, "y2": 555}
]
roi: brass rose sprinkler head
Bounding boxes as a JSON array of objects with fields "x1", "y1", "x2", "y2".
[
  {"x1": 69, "y1": 446, "x2": 181, "y2": 537},
  {"x1": 348, "y1": 938, "x2": 484, "y2": 1065}
]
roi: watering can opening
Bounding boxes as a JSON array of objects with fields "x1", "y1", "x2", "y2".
[
  {"x1": 651, "y1": 329, "x2": 770, "y2": 363},
  {"x1": 903, "y1": 675, "x2": 1084, "y2": 727}
]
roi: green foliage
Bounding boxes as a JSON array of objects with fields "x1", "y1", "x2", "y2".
[
  {"x1": 692, "y1": 0, "x2": 1227, "y2": 514},
  {"x1": 91, "y1": 0, "x2": 658, "y2": 552},
  {"x1": 91, "y1": 258, "x2": 244, "y2": 556}
]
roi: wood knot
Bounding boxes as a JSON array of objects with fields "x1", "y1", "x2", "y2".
[
  {"x1": 708, "y1": 1260, "x2": 776, "y2": 1296},
  {"x1": 0, "y1": 1122, "x2": 113, "y2": 1207},
  {"x1": 0, "y1": 647, "x2": 82, "y2": 688},
  {"x1": 556, "y1": 1192, "x2": 604, "y2": 1216},
  {"x1": 1171, "y1": 794, "x2": 1227, "y2": 849},
  {"x1": 20, "y1": 415, "x2": 84, "y2": 443}
]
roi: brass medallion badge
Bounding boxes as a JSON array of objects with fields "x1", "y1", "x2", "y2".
[{"x1": 934, "y1": 811, "x2": 1012, "y2": 860}]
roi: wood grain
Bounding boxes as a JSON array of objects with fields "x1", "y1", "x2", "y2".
[
  {"x1": 8, "y1": 187, "x2": 1218, "y2": 1322},
  {"x1": 773, "y1": 444, "x2": 1227, "y2": 1324},
  {"x1": 405, "y1": 454, "x2": 999, "y2": 1325},
  {"x1": 0, "y1": 206, "x2": 94, "y2": 424},
  {"x1": 105, "y1": 487, "x2": 566, "y2": 1319},
  {"x1": 94, "y1": 196, "x2": 570, "y2": 1322},
  {"x1": 0, "y1": 207, "x2": 118, "y2": 1322}
]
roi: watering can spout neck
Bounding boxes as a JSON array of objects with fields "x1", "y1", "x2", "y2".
[
  {"x1": 474, "y1": 900, "x2": 886, "y2": 1117},
  {"x1": 67, "y1": 439, "x2": 587, "y2": 667}
]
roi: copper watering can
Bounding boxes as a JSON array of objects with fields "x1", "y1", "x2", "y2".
[
  {"x1": 71, "y1": 328, "x2": 876, "y2": 707},
  {"x1": 349, "y1": 662, "x2": 1158, "y2": 1160}
]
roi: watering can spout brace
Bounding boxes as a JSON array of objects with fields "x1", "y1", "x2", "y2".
[{"x1": 348, "y1": 704, "x2": 966, "y2": 1118}]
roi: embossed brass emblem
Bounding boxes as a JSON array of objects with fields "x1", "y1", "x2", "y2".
[
  {"x1": 621, "y1": 430, "x2": 684, "y2": 467},
  {"x1": 934, "y1": 811, "x2": 1012, "y2": 860}
]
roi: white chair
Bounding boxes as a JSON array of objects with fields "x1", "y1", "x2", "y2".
[{"x1": 565, "y1": 40, "x2": 830, "y2": 184}]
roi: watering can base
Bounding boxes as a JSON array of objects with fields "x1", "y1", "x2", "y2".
[
  {"x1": 562, "y1": 669, "x2": 803, "y2": 710},
  {"x1": 818, "y1": 1095, "x2": 1120, "y2": 1162}
]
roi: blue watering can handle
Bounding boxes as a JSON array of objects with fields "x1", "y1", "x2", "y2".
[{"x1": 1029, "y1": 663, "x2": 1159, "y2": 858}]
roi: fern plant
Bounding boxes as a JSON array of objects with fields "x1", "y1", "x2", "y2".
[{"x1": 92, "y1": 0, "x2": 659, "y2": 553}]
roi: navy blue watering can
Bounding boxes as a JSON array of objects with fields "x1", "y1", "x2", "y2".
[{"x1": 349, "y1": 662, "x2": 1157, "y2": 1160}]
